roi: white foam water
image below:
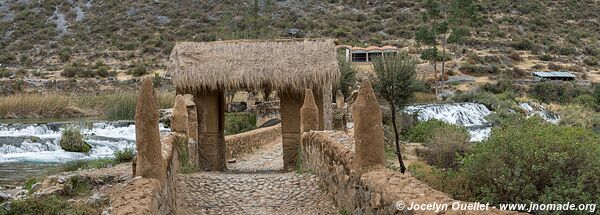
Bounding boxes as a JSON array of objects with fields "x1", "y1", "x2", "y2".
[
  {"x1": 0, "y1": 122, "x2": 168, "y2": 163},
  {"x1": 404, "y1": 102, "x2": 492, "y2": 142},
  {"x1": 518, "y1": 103, "x2": 560, "y2": 124}
]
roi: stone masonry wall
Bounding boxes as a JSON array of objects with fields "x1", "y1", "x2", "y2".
[
  {"x1": 111, "y1": 133, "x2": 183, "y2": 215},
  {"x1": 225, "y1": 124, "x2": 281, "y2": 159},
  {"x1": 300, "y1": 131, "x2": 524, "y2": 215}
]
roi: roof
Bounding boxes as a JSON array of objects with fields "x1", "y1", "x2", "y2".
[
  {"x1": 336, "y1": 45, "x2": 399, "y2": 53},
  {"x1": 167, "y1": 39, "x2": 340, "y2": 92},
  {"x1": 533, "y1": 71, "x2": 576, "y2": 78}
]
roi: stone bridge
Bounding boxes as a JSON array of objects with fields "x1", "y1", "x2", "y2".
[{"x1": 108, "y1": 78, "x2": 524, "y2": 215}]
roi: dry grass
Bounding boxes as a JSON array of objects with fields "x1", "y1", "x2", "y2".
[{"x1": 0, "y1": 92, "x2": 175, "y2": 119}]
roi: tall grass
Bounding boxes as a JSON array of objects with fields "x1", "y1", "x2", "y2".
[{"x1": 0, "y1": 92, "x2": 175, "y2": 120}]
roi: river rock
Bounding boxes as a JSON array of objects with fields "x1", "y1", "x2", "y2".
[
  {"x1": 0, "y1": 192, "x2": 12, "y2": 202},
  {"x1": 86, "y1": 192, "x2": 108, "y2": 206}
]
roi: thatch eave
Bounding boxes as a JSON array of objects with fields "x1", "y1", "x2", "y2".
[{"x1": 167, "y1": 38, "x2": 340, "y2": 93}]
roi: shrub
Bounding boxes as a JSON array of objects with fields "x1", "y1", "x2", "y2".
[
  {"x1": 529, "y1": 82, "x2": 590, "y2": 104},
  {"x1": 573, "y1": 94, "x2": 596, "y2": 109},
  {"x1": 584, "y1": 57, "x2": 598, "y2": 66},
  {"x1": 114, "y1": 148, "x2": 135, "y2": 163},
  {"x1": 407, "y1": 119, "x2": 469, "y2": 143},
  {"x1": 460, "y1": 117, "x2": 600, "y2": 208},
  {"x1": 417, "y1": 127, "x2": 470, "y2": 169},
  {"x1": 224, "y1": 112, "x2": 257, "y2": 135},
  {"x1": 59, "y1": 48, "x2": 70, "y2": 62},
  {"x1": 1, "y1": 195, "x2": 101, "y2": 214},
  {"x1": 558, "y1": 104, "x2": 600, "y2": 130},
  {"x1": 63, "y1": 175, "x2": 90, "y2": 196},
  {"x1": 548, "y1": 62, "x2": 564, "y2": 71},
  {"x1": 450, "y1": 91, "x2": 517, "y2": 111},
  {"x1": 539, "y1": 54, "x2": 552, "y2": 61},
  {"x1": 129, "y1": 63, "x2": 148, "y2": 77},
  {"x1": 59, "y1": 127, "x2": 91, "y2": 153}
]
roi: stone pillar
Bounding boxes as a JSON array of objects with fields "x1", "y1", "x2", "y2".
[
  {"x1": 322, "y1": 84, "x2": 333, "y2": 130},
  {"x1": 171, "y1": 95, "x2": 188, "y2": 135},
  {"x1": 313, "y1": 89, "x2": 325, "y2": 131},
  {"x1": 183, "y1": 94, "x2": 199, "y2": 168},
  {"x1": 195, "y1": 90, "x2": 226, "y2": 171},
  {"x1": 333, "y1": 90, "x2": 347, "y2": 132},
  {"x1": 134, "y1": 78, "x2": 165, "y2": 181},
  {"x1": 336, "y1": 90, "x2": 345, "y2": 109},
  {"x1": 279, "y1": 90, "x2": 303, "y2": 171},
  {"x1": 182, "y1": 94, "x2": 198, "y2": 142},
  {"x1": 352, "y1": 81, "x2": 386, "y2": 172},
  {"x1": 300, "y1": 89, "x2": 319, "y2": 133}
]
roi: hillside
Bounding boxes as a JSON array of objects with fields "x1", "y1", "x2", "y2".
[{"x1": 0, "y1": 0, "x2": 599, "y2": 82}]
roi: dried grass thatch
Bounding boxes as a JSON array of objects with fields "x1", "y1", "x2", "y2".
[{"x1": 167, "y1": 39, "x2": 339, "y2": 93}]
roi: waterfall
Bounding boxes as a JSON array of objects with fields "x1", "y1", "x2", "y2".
[
  {"x1": 0, "y1": 121, "x2": 168, "y2": 163},
  {"x1": 404, "y1": 102, "x2": 492, "y2": 142},
  {"x1": 518, "y1": 103, "x2": 560, "y2": 124}
]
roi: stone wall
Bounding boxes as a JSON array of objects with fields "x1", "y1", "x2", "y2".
[
  {"x1": 300, "y1": 131, "x2": 523, "y2": 215},
  {"x1": 112, "y1": 133, "x2": 183, "y2": 215},
  {"x1": 225, "y1": 124, "x2": 281, "y2": 159}
]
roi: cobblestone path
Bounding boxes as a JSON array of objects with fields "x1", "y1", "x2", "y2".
[{"x1": 177, "y1": 140, "x2": 338, "y2": 215}]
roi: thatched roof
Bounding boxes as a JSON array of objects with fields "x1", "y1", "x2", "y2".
[{"x1": 167, "y1": 39, "x2": 339, "y2": 93}]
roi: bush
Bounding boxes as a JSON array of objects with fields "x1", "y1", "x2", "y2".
[
  {"x1": 460, "y1": 117, "x2": 600, "y2": 208},
  {"x1": 63, "y1": 175, "x2": 90, "y2": 196},
  {"x1": 450, "y1": 91, "x2": 517, "y2": 111},
  {"x1": 558, "y1": 104, "x2": 600, "y2": 130},
  {"x1": 417, "y1": 127, "x2": 470, "y2": 169},
  {"x1": 548, "y1": 62, "x2": 564, "y2": 71},
  {"x1": 129, "y1": 63, "x2": 148, "y2": 77},
  {"x1": 539, "y1": 54, "x2": 552, "y2": 61},
  {"x1": 529, "y1": 82, "x2": 590, "y2": 104},
  {"x1": 59, "y1": 127, "x2": 91, "y2": 153},
  {"x1": 224, "y1": 112, "x2": 257, "y2": 135},
  {"x1": 0, "y1": 195, "x2": 101, "y2": 215},
  {"x1": 407, "y1": 119, "x2": 469, "y2": 143},
  {"x1": 584, "y1": 57, "x2": 598, "y2": 66},
  {"x1": 114, "y1": 148, "x2": 135, "y2": 163},
  {"x1": 573, "y1": 94, "x2": 596, "y2": 109}
]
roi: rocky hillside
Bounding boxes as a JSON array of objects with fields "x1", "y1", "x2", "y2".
[{"x1": 0, "y1": 0, "x2": 599, "y2": 81}]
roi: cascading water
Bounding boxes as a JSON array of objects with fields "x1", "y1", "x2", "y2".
[
  {"x1": 404, "y1": 102, "x2": 492, "y2": 142},
  {"x1": 518, "y1": 103, "x2": 560, "y2": 124},
  {"x1": 0, "y1": 121, "x2": 168, "y2": 163}
]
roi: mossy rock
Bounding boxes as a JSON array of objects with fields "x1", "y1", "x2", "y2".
[{"x1": 59, "y1": 128, "x2": 92, "y2": 153}]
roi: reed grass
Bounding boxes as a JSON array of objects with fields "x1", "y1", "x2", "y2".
[{"x1": 0, "y1": 92, "x2": 175, "y2": 120}]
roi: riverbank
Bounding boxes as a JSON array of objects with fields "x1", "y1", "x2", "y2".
[{"x1": 0, "y1": 92, "x2": 175, "y2": 120}]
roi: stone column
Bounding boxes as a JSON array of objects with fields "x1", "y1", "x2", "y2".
[
  {"x1": 352, "y1": 81, "x2": 386, "y2": 172},
  {"x1": 333, "y1": 90, "x2": 347, "y2": 132},
  {"x1": 171, "y1": 95, "x2": 188, "y2": 135},
  {"x1": 300, "y1": 89, "x2": 319, "y2": 133},
  {"x1": 336, "y1": 90, "x2": 345, "y2": 109},
  {"x1": 279, "y1": 90, "x2": 303, "y2": 171},
  {"x1": 313, "y1": 89, "x2": 325, "y2": 131},
  {"x1": 134, "y1": 78, "x2": 165, "y2": 181},
  {"x1": 195, "y1": 90, "x2": 226, "y2": 171},
  {"x1": 183, "y1": 94, "x2": 199, "y2": 168}
]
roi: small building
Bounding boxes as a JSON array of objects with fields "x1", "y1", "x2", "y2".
[
  {"x1": 335, "y1": 45, "x2": 398, "y2": 62},
  {"x1": 533, "y1": 71, "x2": 576, "y2": 81}
]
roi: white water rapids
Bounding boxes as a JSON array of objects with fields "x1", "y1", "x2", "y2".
[
  {"x1": 404, "y1": 102, "x2": 559, "y2": 142},
  {"x1": 0, "y1": 122, "x2": 168, "y2": 163}
]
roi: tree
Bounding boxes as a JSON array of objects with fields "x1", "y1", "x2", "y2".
[
  {"x1": 335, "y1": 56, "x2": 358, "y2": 98},
  {"x1": 373, "y1": 53, "x2": 421, "y2": 173},
  {"x1": 417, "y1": 0, "x2": 478, "y2": 96}
]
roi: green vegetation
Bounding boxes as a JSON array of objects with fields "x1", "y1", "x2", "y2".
[
  {"x1": 373, "y1": 53, "x2": 421, "y2": 173},
  {"x1": 0, "y1": 195, "x2": 102, "y2": 215},
  {"x1": 529, "y1": 82, "x2": 590, "y2": 104},
  {"x1": 416, "y1": 125, "x2": 470, "y2": 170},
  {"x1": 410, "y1": 117, "x2": 600, "y2": 212},
  {"x1": 63, "y1": 175, "x2": 90, "y2": 196},
  {"x1": 59, "y1": 128, "x2": 91, "y2": 153},
  {"x1": 58, "y1": 158, "x2": 116, "y2": 172},
  {"x1": 175, "y1": 136, "x2": 196, "y2": 174},
  {"x1": 335, "y1": 57, "x2": 357, "y2": 98},
  {"x1": 407, "y1": 119, "x2": 469, "y2": 143},
  {"x1": 225, "y1": 112, "x2": 257, "y2": 135},
  {"x1": 114, "y1": 148, "x2": 135, "y2": 163}
]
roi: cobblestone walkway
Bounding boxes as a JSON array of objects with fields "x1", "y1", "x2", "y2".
[{"x1": 177, "y1": 140, "x2": 338, "y2": 215}]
